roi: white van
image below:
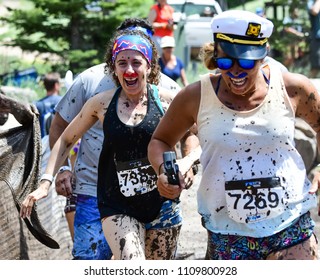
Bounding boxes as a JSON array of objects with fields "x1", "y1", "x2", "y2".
[{"x1": 168, "y1": 0, "x2": 223, "y2": 24}]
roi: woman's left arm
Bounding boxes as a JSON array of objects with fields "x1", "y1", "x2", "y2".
[{"x1": 149, "y1": 83, "x2": 200, "y2": 198}]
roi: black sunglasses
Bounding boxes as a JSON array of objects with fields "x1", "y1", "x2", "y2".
[{"x1": 214, "y1": 57, "x2": 256, "y2": 70}]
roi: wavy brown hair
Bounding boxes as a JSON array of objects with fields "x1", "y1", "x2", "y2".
[
  {"x1": 104, "y1": 29, "x2": 160, "y2": 87},
  {"x1": 199, "y1": 42, "x2": 217, "y2": 71}
]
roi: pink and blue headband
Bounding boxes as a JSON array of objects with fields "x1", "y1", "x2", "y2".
[{"x1": 112, "y1": 35, "x2": 153, "y2": 65}]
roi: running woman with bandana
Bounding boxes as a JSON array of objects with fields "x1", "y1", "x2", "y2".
[
  {"x1": 148, "y1": 10, "x2": 320, "y2": 260},
  {"x1": 20, "y1": 28, "x2": 199, "y2": 260},
  {"x1": 49, "y1": 18, "x2": 198, "y2": 260}
]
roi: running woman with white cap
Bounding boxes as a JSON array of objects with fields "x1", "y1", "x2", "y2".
[{"x1": 148, "y1": 10, "x2": 320, "y2": 260}]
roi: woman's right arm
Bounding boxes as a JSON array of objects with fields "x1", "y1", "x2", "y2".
[
  {"x1": 148, "y1": 82, "x2": 200, "y2": 198},
  {"x1": 20, "y1": 93, "x2": 107, "y2": 218}
]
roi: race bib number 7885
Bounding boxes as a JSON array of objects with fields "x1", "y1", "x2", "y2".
[{"x1": 115, "y1": 157, "x2": 157, "y2": 197}]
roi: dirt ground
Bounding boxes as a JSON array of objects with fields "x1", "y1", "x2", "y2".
[{"x1": 176, "y1": 170, "x2": 207, "y2": 260}]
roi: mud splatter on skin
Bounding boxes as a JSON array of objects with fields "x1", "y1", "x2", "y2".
[
  {"x1": 111, "y1": 215, "x2": 144, "y2": 259},
  {"x1": 107, "y1": 215, "x2": 181, "y2": 259},
  {"x1": 145, "y1": 226, "x2": 181, "y2": 260},
  {"x1": 134, "y1": 113, "x2": 144, "y2": 121},
  {"x1": 308, "y1": 92, "x2": 316, "y2": 102}
]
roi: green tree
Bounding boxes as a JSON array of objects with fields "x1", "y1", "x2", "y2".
[
  {"x1": 262, "y1": 0, "x2": 310, "y2": 70},
  {"x1": 1, "y1": 0, "x2": 153, "y2": 74}
]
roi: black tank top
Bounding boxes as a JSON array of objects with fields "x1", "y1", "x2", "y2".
[{"x1": 97, "y1": 84, "x2": 165, "y2": 223}]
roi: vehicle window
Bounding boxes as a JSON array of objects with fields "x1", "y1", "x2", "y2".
[
  {"x1": 170, "y1": 4, "x2": 183, "y2": 12},
  {"x1": 184, "y1": 4, "x2": 217, "y2": 17}
]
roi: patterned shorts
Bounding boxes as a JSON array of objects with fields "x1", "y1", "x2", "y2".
[
  {"x1": 72, "y1": 194, "x2": 112, "y2": 260},
  {"x1": 206, "y1": 212, "x2": 316, "y2": 260}
]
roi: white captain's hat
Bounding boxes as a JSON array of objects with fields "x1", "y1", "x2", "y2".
[{"x1": 211, "y1": 10, "x2": 274, "y2": 59}]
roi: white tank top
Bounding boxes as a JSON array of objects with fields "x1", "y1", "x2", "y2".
[{"x1": 197, "y1": 65, "x2": 317, "y2": 237}]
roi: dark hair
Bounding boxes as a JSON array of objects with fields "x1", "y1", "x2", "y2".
[
  {"x1": 104, "y1": 29, "x2": 160, "y2": 87},
  {"x1": 43, "y1": 72, "x2": 60, "y2": 91},
  {"x1": 116, "y1": 18, "x2": 154, "y2": 36}
]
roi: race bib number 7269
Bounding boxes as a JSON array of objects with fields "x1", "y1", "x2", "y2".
[{"x1": 225, "y1": 177, "x2": 284, "y2": 223}]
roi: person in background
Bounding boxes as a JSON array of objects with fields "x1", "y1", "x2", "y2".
[
  {"x1": 35, "y1": 72, "x2": 62, "y2": 138},
  {"x1": 49, "y1": 19, "x2": 156, "y2": 260},
  {"x1": 159, "y1": 36, "x2": 189, "y2": 87},
  {"x1": 201, "y1": 6, "x2": 215, "y2": 18},
  {"x1": 148, "y1": 10, "x2": 320, "y2": 260},
  {"x1": 148, "y1": 0, "x2": 174, "y2": 55},
  {"x1": 308, "y1": 0, "x2": 320, "y2": 78},
  {"x1": 20, "y1": 28, "x2": 199, "y2": 260},
  {"x1": 255, "y1": 7, "x2": 266, "y2": 18},
  {"x1": 282, "y1": 6, "x2": 305, "y2": 68}
]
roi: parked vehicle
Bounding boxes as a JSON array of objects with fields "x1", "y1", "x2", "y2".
[
  {"x1": 168, "y1": 0, "x2": 222, "y2": 63},
  {"x1": 168, "y1": 0, "x2": 222, "y2": 24},
  {"x1": 0, "y1": 67, "x2": 38, "y2": 87}
]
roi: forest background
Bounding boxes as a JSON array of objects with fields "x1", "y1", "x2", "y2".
[{"x1": 0, "y1": 0, "x2": 312, "y2": 99}]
